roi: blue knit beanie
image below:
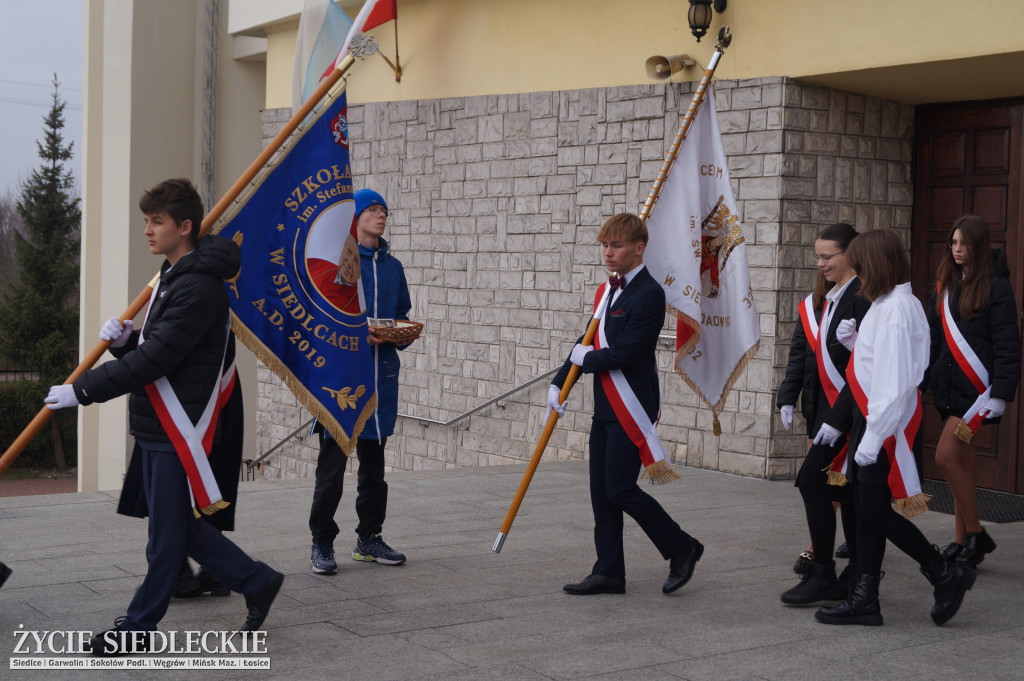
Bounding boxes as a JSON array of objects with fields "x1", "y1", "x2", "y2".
[{"x1": 354, "y1": 188, "x2": 388, "y2": 217}]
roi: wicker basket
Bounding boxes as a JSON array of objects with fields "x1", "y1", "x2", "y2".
[{"x1": 370, "y1": 320, "x2": 423, "y2": 344}]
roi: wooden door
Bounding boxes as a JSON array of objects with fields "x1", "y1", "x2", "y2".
[{"x1": 912, "y1": 100, "x2": 1024, "y2": 493}]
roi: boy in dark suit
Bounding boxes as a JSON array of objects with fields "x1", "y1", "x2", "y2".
[{"x1": 550, "y1": 213, "x2": 703, "y2": 596}]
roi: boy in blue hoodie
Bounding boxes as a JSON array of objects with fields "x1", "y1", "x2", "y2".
[{"x1": 309, "y1": 188, "x2": 414, "y2": 573}]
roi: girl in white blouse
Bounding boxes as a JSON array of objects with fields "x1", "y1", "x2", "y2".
[{"x1": 814, "y1": 229, "x2": 976, "y2": 628}]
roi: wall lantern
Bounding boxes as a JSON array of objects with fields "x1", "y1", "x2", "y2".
[{"x1": 688, "y1": 0, "x2": 727, "y2": 42}]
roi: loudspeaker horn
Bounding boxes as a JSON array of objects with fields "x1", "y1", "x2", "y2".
[{"x1": 644, "y1": 54, "x2": 696, "y2": 81}]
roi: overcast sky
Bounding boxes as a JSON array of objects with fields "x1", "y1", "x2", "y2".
[{"x1": 0, "y1": 1, "x2": 84, "y2": 198}]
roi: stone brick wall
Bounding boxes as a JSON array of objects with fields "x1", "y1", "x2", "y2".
[{"x1": 252, "y1": 77, "x2": 913, "y2": 481}]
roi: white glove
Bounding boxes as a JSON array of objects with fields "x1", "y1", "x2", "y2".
[
  {"x1": 99, "y1": 317, "x2": 134, "y2": 348},
  {"x1": 780, "y1": 405, "x2": 794, "y2": 431},
  {"x1": 44, "y1": 385, "x2": 79, "y2": 410},
  {"x1": 813, "y1": 423, "x2": 842, "y2": 447},
  {"x1": 569, "y1": 344, "x2": 593, "y2": 367},
  {"x1": 978, "y1": 397, "x2": 1006, "y2": 419},
  {"x1": 545, "y1": 384, "x2": 567, "y2": 421},
  {"x1": 853, "y1": 446, "x2": 877, "y2": 467},
  {"x1": 836, "y1": 319, "x2": 857, "y2": 351}
]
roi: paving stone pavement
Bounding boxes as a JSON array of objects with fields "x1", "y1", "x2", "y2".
[{"x1": 1, "y1": 461, "x2": 1022, "y2": 680}]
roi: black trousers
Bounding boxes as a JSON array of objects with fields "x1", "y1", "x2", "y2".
[
  {"x1": 855, "y1": 478, "x2": 937, "y2": 576},
  {"x1": 796, "y1": 440, "x2": 858, "y2": 565},
  {"x1": 125, "y1": 443, "x2": 272, "y2": 631},
  {"x1": 589, "y1": 419, "x2": 694, "y2": 579},
  {"x1": 309, "y1": 434, "x2": 388, "y2": 544}
]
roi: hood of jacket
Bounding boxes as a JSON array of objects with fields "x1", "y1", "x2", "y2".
[{"x1": 161, "y1": 234, "x2": 241, "y2": 282}]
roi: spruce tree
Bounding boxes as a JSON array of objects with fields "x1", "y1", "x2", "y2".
[{"x1": 0, "y1": 76, "x2": 81, "y2": 470}]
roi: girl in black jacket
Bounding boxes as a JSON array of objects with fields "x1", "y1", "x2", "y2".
[
  {"x1": 927, "y1": 215, "x2": 1021, "y2": 568},
  {"x1": 777, "y1": 223, "x2": 871, "y2": 605}
]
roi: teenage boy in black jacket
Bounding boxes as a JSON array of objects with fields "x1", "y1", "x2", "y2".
[{"x1": 44, "y1": 178, "x2": 283, "y2": 656}]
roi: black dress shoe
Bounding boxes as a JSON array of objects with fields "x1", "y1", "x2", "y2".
[
  {"x1": 563, "y1": 574, "x2": 625, "y2": 595},
  {"x1": 87, "y1": 617, "x2": 150, "y2": 657},
  {"x1": 241, "y1": 571, "x2": 285, "y2": 631},
  {"x1": 0, "y1": 562, "x2": 11, "y2": 589},
  {"x1": 835, "y1": 542, "x2": 850, "y2": 559},
  {"x1": 175, "y1": 568, "x2": 231, "y2": 598},
  {"x1": 663, "y1": 539, "x2": 704, "y2": 594}
]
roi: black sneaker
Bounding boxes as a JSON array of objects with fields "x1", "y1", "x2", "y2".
[
  {"x1": 353, "y1": 534, "x2": 406, "y2": 565},
  {"x1": 311, "y1": 542, "x2": 337, "y2": 574},
  {"x1": 87, "y1": 617, "x2": 150, "y2": 657}
]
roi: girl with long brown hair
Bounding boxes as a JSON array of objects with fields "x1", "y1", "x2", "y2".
[{"x1": 927, "y1": 215, "x2": 1021, "y2": 567}]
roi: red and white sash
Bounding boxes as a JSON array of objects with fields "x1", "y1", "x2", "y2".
[
  {"x1": 139, "y1": 281, "x2": 233, "y2": 516},
  {"x1": 592, "y1": 283, "x2": 678, "y2": 484},
  {"x1": 939, "y1": 287, "x2": 992, "y2": 443},
  {"x1": 798, "y1": 294, "x2": 819, "y2": 353},
  {"x1": 847, "y1": 348, "x2": 929, "y2": 518}
]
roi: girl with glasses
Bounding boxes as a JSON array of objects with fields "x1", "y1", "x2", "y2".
[{"x1": 777, "y1": 223, "x2": 868, "y2": 605}]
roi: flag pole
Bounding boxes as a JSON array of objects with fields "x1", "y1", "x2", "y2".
[
  {"x1": 491, "y1": 317, "x2": 599, "y2": 553},
  {"x1": 0, "y1": 53, "x2": 363, "y2": 478},
  {"x1": 640, "y1": 27, "x2": 732, "y2": 223},
  {"x1": 492, "y1": 27, "x2": 733, "y2": 553}
]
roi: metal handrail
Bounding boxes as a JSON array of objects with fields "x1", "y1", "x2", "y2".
[
  {"x1": 247, "y1": 366, "x2": 560, "y2": 467},
  {"x1": 397, "y1": 367, "x2": 559, "y2": 427}
]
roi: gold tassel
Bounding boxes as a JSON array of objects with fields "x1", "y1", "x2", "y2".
[
  {"x1": 642, "y1": 460, "x2": 682, "y2": 485},
  {"x1": 954, "y1": 419, "x2": 975, "y2": 444},
  {"x1": 894, "y1": 493, "x2": 931, "y2": 519},
  {"x1": 192, "y1": 507, "x2": 201, "y2": 519},
  {"x1": 200, "y1": 499, "x2": 232, "y2": 516},
  {"x1": 712, "y1": 414, "x2": 721, "y2": 436}
]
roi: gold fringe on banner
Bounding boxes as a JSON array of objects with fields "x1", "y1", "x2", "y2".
[
  {"x1": 894, "y1": 493, "x2": 931, "y2": 519},
  {"x1": 954, "y1": 419, "x2": 975, "y2": 444},
  {"x1": 231, "y1": 316, "x2": 376, "y2": 457},
  {"x1": 669, "y1": 320, "x2": 761, "y2": 438},
  {"x1": 642, "y1": 459, "x2": 683, "y2": 485}
]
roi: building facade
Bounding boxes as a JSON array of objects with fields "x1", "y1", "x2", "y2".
[{"x1": 81, "y1": 0, "x2": 1024, "y2": 493}]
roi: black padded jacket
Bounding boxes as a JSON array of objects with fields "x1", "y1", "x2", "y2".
[
  {"x1": 73, "y1": 235, "x2": 241, "y2": 442},
  {"x1": 926, "y1": 250, "x2": 1021, "y2": 421}
]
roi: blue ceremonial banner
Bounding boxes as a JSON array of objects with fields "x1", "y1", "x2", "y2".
[{"x1": 212, "y1": 90, "x2": 375, "y2": 453}]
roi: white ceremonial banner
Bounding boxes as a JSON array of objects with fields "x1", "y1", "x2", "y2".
[{"x1": 645, "y1": 89, "x2": 761, "y2": 432}]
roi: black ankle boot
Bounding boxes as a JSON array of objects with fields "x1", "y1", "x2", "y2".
[
  {"x1": 922, "y1": 552, "x2": 976, "y2": 626},
  {"x1": 781, "y1": 561, "x2": 846, "y2": 605},
  {"x1": 954, "y1": 529, "x2": 995, "y2": 568},
  {"x1": 814, "y1": 573, "x2": 883, "y2": 626}
]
